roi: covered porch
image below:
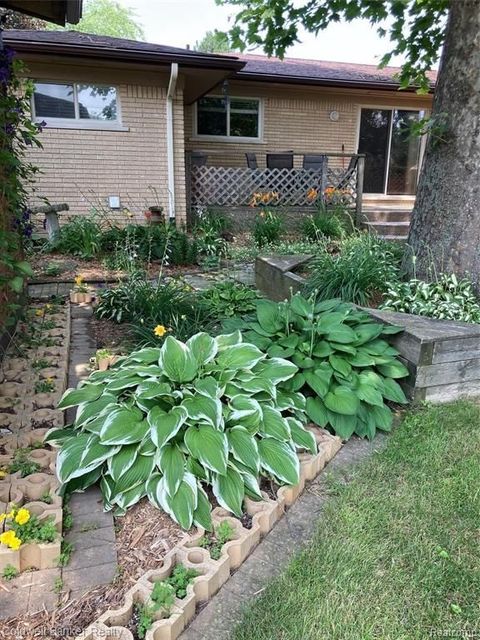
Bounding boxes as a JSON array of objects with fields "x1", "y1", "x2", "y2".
[{"x1": 186, "y1": 150, "x2": 366, "y2": 226}]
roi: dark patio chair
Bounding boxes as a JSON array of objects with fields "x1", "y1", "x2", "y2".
[
  {"x1": 336, "y1": 155, "x2": 358, "y2": 189},
  {"x1": 245, "y1": 153, "x2": 258, "y2": 169},
  {"x1": 303, "y1": 154, "x2": 328, "y2": 171},
  {"x1": 190, "y1": 151, "x2": 208, "y2": 167},
  {"x1": 266, "y1": 152, "x2": 294, "y2": 170}
]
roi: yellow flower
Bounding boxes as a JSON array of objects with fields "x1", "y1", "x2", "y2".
[
  {"x1": 154, "y1": 325, "x2": 167, "y2": 337},
  {"x1": 74, "y1": 275, "x2": 84, "y2": 286},
  {"x1": 0, "y1": 529, "x2": 22, "y2": 549},
  {"x1": 46, "y1": 303, "x2": 52, "y2": 310},
  {"x1": 35, "y1": 309, "x2": 44, "y2": 317},
  {"x1": 46, "y1": 377, "x2": 54, "y2": 384},
  {"x1": 15, "y1": 508, "x2": 30, "y2": 526},
  {"x1": 0, "y1": 471, "x2": 6, "y2": 479}
]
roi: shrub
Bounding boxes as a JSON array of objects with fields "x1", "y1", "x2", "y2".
[
  {"x1": 50, "y1": 215, "x2": 102, "y2": 259},
  {"x1": 306, "y1": 233, "x2": 403, "y2": 305},
  {"x1": 253, "y1": 210, "x2": 282, "y2": 247},
  {"x1": 199, "y1": 281, "x2": 260, "y2": 318},
  {"x1": 381, "y1": 273, "x2": 480, "y2": 323},
  {"x1": 49, "y1": 332, "x2": 315, "y2": 529},
  {"x1": 302, "y1": 204, "x2": 350, "y2": 241},
  {"x1": 224, "y1": 294, "x2": 408, "y2": 440},
  {"x1": 194, "y1": 209, "x2": 230, "y2": 258}
]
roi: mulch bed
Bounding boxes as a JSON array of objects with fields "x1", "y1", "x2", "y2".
[
  {"x1": 91, "y1": 316, "x2": 134, "y2": 352},
  {"x1": 29, "y1": 253, "x2": 203, "y2": 284},
  {"x1": 0, "y1": 499, "x2": 184, "y2": 639}
]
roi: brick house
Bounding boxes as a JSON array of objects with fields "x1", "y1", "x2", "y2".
[{"x1": 5, "y1": 30, "x2": 435, "y2": 238}]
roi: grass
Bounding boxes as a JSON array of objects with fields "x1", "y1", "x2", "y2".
[{"x1": 231, "y1": 401, "x2": 480, "y2": 640}]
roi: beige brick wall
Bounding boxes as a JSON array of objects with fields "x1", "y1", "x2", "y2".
[
  {"x1": 185, "y1": 80, "x2": 433, "y2": 170},
  {"x1": 23, "y1": 60, "x2": 187, "y2": 226}
]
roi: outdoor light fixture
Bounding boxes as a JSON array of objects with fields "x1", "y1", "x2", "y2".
[
  {"x1": 329, "y1": 110, "x2": 340, "y2": 122},
  {"x1": 108, "y1": 195, "x2": 121, "y2": 209}
]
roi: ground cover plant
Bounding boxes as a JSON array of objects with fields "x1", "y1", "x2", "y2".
[
  {"x1": 48, "y1": 331, "x2": 316, "y2": 530},
  {"x1": 305, "y1": 232, "x2": 403, "y2": 305},
  {"x1": 381, "y1": 272, "x2": 480, "y2": 323},
  {"x1": 230, "y1": 401, "x2": 480, "y2": 640},
  {"x1": 302, "y1": 204, "x2": 351, "y2": 241},
  {"x1": 199, "y1": 281, "x2": 261, "y2": 318},
  {"x1": 253, "y1": 210, "x2": 283, "y2": 247},
  {"x1": 225, "y1": 294, "x2": 408, "y2": 439}
]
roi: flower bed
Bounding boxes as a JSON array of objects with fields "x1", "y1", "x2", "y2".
[
  {"x1": 0, "y1": 300, "x2": 70, "y2": 573},
  {"x1": 79, "y1": 425, "x2": 342, "y2": 640}
]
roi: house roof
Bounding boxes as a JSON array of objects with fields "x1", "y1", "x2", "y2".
[
  {"x1": 4, "y1": 30, "x2": 436, "y2": 93},
  {"x1": 0, "y1": 0, "x2": 82, "y2": 25},
  {"x1": 234, "y1": 53, "x2": 437, "y2": 91},
  {"x1": 3, "y1": 30, "x2": 245, "y2": 71}
]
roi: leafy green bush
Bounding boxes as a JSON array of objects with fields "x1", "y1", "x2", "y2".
[
  {"x1": 381, "y1": 273, "x2": 480, "y2": 323},
  {"x1": 49, "y1": 332, "x2": 315, "y2": 529},
  {"x1": 51, "y1": 215, "x2": 102, "y2": 259},
  {"x1": 199, "y1": 281, "x2": 260, "y2": 318},
  {"x1": 253, "y1": 210, "x2": 283, "y2": 247},
  {"x1": 194, "y1": 209, "x2": 230, "y2": 257},
  {"x1": 306, "y1": 233, "x2": 402, "y2": 305},
  {"x1": 302, "y1": 205, "x2": 350, "y2": 241},
  {"x1": 225, "y1": 295, "x2": 408, "y2": 440}
]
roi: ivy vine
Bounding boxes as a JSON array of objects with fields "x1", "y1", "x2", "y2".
[{"x1": 0, "y1": 44, "x2": 42, "y2": 330}]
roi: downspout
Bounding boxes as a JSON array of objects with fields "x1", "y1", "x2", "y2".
[{"x1": 166, "y1": 63, "x2": 178, "y2": 222}]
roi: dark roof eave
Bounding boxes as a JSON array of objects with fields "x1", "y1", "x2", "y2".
[
  {"x1": 236, "y1": 71, "x2": 435, "y2": 93},
  {"x1": 4, "y1": 38, "x2": 246, "y2": 72}
]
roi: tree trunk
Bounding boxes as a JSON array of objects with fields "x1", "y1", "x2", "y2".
[{"x1": 407, "y1": 0, "x2": 480, "y2": 288}]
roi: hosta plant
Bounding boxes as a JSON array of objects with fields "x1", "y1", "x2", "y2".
[
  {"x1": 224, "y1": 294, "x2": 409, "y2": 440},
  {"x1": 47, "y1": 332, "x2": 315, "y2": 530}
]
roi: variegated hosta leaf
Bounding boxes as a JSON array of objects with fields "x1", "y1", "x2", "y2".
[
  {"x1": 212, "y1": 466, "x2": 244, "y2": 517},
  {"x1": 228, "y1": 395, "x2": 263, "y2": 429},
  {"x1": 227, "y1": 426, "x2": 260, "y2": 473},
  {"x1": 181, "y1": 394, "x2": 222, "y2": 429},
  {"x1": 107, "y1": 444, "x2": 138, "y2": 482},
  {"x1": 148, "y1": 405, "x2": 188, "y2": 449},
  {"x1": 193, "y1": 485, "x2": 213, "y2": 531},
  {"x1": 216, "y1": 343, "x2": 265, "y2": 370},
  {"x1": 253, "y1": 357, "x2": 298, "y2": 384},
  {"x1": 58, "y1": 383, "x2": 103, "y2": 409},
  {"x1": 215, "y1": 330, "x2": 243, "y2": 350},
  {"x1": 286, "y1": 418, "x2": 317, "y2": 455},
  {"x1": 99, "y1": 407, "x2": 149, "y2": 445},
  {"x1": 258, "y1": 437, "x2": 300, "y2": 486},
  {"x1": 184, "y1": 425, "x2": 228, "y2": 476},
  {"x1": 260, "y1": 405, "x2": 291, "y2": 442},
  {"x1": 159, "y1": 336, "x2": 198, "y2": 383},
  {"x1": 75, "y1": 393, "x2": 117, "y2": 428},
  {"x1": 149, "y1": 472, "x2": 198, "y2": 530},
  {"x1": 158, "y1": 443, "x2": 185, "y2": 496},
  {"x1": 57, "y1": 432, "x2": 97, "y2": 483},
  {"x1": 186, "y1": 332, "x2": 218, "y2": 365}
]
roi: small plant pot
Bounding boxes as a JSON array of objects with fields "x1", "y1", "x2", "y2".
[
  {"x1": 97, "y1": 355, "x2": 120, "y2": 372},
  {"x1": 70, "y1": 291, "x2": 94, "y2": 304},
  {"x1": 15, "y1": 472, "x2": 53, "y2": 502},
  {"x1": 147, "y1": 206, "x2": 165, "y2": 225}
]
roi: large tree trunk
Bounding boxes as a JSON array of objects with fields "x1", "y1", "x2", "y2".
[{"x1": 407, "y1": 0, "x2": 480, "y2": 287}]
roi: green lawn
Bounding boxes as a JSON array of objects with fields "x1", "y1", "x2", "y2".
[{"x1": 232, "y1": 401, "x2": 480, "y2": 640}]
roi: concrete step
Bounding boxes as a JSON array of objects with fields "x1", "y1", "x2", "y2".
[
  {"x1": 364, "y1": 220, "x2": 410, "y2": 240},
  {"x1": 362, "y1": 208, "x2": 412, "y2": 223},
  {"x1": 363, "y1": 196, "x2": 415, "y2": 209}
]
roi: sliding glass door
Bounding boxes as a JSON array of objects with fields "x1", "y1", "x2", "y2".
[{"x1": 358, "y1": 108, "x2": 423, "y2": 195}]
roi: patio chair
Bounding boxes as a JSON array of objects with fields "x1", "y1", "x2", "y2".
[
  {"x1": 336, "y1": 155, "x2": 358, "y2": 189},
  {"x1": 245, "y1": 153, "x2": 258, "y2": 169},
  {"x1": 303, "y1": 154, "x2": 328, "y2": 171},
  {"x1": 266, "y1": 152, "x2": 294, "y2": 170},
  {"x1": 190, "y1": 151, "x2": 208, "y2": 167}
]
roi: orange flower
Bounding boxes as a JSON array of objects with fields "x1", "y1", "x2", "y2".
[{"x1": 306, "y1": 188, "x2": 318, "y2": 201}]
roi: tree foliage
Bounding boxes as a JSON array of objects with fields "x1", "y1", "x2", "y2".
[
  {"x1": 57, "y1": 0, "x2": 145, "y2": 40},
  {"x1": 195, "y1": 29, "x2": 235, "y2": 53},
  {"x1": 0, "y1": 8, "x2": 47, "y2": 29},
  {"x1": 219, "y1": 0, "x2": 449, "y2": 92}
]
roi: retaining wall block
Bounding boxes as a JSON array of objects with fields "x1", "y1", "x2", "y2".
[
  {"x1": 244, "y1": 491, "x2": 285, "y2": 535},
  {"x1": 97, "y1": 581, "x2": 185, "y2": 640},
  {"x1": 211, "y1": 508, "x2": 261, "y2": 569},
  {"x1": 14, "y1": 472, "x2": 56, "y2": 502},
  {"x1": 78, "y1": 624, "x2": 134, "y2": 640}
]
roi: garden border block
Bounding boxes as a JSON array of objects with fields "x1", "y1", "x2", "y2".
[
  {"x1": 255, "y1": 254, "x2": 480, "y2": 403},
  {"x1": 77, "y1": 427, "x2": 342, "y2": 640}
]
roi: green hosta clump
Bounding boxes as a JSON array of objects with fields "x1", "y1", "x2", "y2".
[
  {"x1": 47, "y1": 332, "x2": 315, "y2": 530},
  {"x1": 224, "y1": 294, "x2": 409, "y2": 440}
]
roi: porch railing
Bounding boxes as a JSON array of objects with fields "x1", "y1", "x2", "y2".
[{"x1": 186, "y1": 152, "x2": 365, "y2": 224}]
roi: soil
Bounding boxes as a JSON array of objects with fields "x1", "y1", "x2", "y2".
[
  {"x1": 0, "y1": 499, "x2": 183, "y2": 639},
  {"x1": 29, "y1": 252, "x2": 203, "y2": 284},
  {"x1": 239, "y1": 513, "x2": 253, "y2": 530},
  {"x1": 260, "y1": 477, "x2": 280, "y2": 501},
  {"x1": 91, "y1": 316, "x2": 134, "y2": 352}
]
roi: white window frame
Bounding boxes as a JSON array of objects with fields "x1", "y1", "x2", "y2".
[
  {"x1": 355, "y1": 104, "x2": 428, "y2": 196},
  {"x1": 31, "y1": 80, "x2": 128, "y2": 131},
  {"x1": 193, "y1": 95, "x2": 264, "y2": 143}
]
